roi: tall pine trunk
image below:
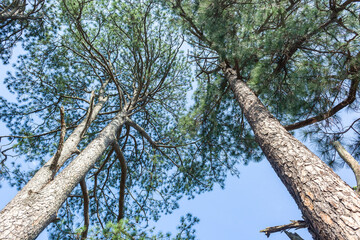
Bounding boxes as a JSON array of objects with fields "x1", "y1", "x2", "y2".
[
  {"x1": 222, "y1": 64, "x2": 360, "y2": 239},
  {"x1": 0, "y1": 110, "x2": 128, "y2": 240}
]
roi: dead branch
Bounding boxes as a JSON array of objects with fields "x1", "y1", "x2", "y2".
[{"x1": 260, "y1": 220, "x2": 307, "y2": 238}]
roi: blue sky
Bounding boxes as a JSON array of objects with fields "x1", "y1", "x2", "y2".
[
  {"x1": 152, "y1": 154, "x2": 355, "y2": 240},
  {"x1": 0, "y1": 47, "x2": 357, "y2": 240}
]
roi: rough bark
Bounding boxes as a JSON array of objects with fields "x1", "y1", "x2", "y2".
[
  {"x1": 221, "y1": 63, "x2": 360, "y2": 240},
  {"x1": 0, "y1": 109, "x2": 128, "y2": 240},
  {"x1": 332, "y1": 141, "x2": 360, "y2": 194}
]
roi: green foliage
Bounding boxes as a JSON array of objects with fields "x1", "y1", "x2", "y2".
[
  {"x1": 82, "y1": 214, "x2": 198, "y2": 240},
  {"x1": 166, "y1": 0, "x2": 360, "y2": 169},
  {"x1": 0, "y1": 1, "x2": 221, "y2": 239},
  {"x1": 0, "y1": 0, "x2": 50, "y2": 63},
  {"x1": 179, "y1": 73, "x2": 263, "y2": 186}
]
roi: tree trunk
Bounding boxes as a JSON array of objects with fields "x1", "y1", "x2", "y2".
[
  {"x1": 0, "y1": 110, "x2": 128, "y2": 240},
  {"x1": 13, "y1": 94, "x2": 108, "y2": 200},
  {"x1": 221, "y1": 63, "x2": 360, "y2": 240},
  {"x1": 332, "y1": 141, "x2": 360, "y2": 194}
]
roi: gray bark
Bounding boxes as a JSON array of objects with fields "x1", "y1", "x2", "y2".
[
  {"x1": 0, "y1": 108, "x2": 127, "y2": 240},
  {"x1": 221, "y1": 63, "x2": 360, "y2": 240}
]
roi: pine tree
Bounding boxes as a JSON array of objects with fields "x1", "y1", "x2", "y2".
[
  {"x1": 0, "y1": 1, "x2": 203, "y2": 239},
  {"x1": 167, "y1": 0, "x2": 360, "y2": 239}
]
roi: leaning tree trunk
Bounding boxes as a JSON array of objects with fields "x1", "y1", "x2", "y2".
[
  {"x1": 332, "y1": 141, "x2": 360, "y2": 194},
  {"x1": 221, "y1": 63, "x2": 360, "y2": 240},
  {"x1": 0, "y1": 110, "x2": 128, "y2": 240},
  {"x1": 12, "y1": 94, "x2": 108, "y2": 201}
]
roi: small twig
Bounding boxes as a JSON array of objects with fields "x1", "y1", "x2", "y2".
[{"x1": 260, "y1": 220, "x2": 307, "y2": 237}]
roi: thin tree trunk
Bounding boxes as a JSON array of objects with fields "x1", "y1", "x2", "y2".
[
  {"x1": 221, "y1": 63, "x2": 360, "y2": 240},
  {"x1": 113, "y1": 141, "x2": 127, "y2": 222},
  {"x1": 0, "y1": 110, "x2": 128, "y2": 240},
  {"x1": 80, "y1": 178, "x2": 90, "y2": 240},
  {"x1": 332, "y1": 141, "x2": 360, "y2": 194}
]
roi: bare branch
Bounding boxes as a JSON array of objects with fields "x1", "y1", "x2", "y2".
[
  {"x1": 80, "y1": 91, "x2": 95, "y2": 138},
  {"x1": 129, "y1": 124, "x2": 177, "y2": 166},
  {"x1": 260, "y1": 220, "x2": 307, "y2": 238},
  {"x1": 79, "y1": 178, "x2": 90, "y2": 240},
  {"x1": 60, "y1": 95, "x2": 90, "y2": 104},
  {"x1": 112, "y1": 141, "x2": 127, "y2": 222},
  {"x1": 50, "y1": 106, "x2": 66, "y2": 179}
]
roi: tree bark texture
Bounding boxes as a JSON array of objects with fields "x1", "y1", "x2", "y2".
[
  {"x1": 221, "y1": 63, "x2": 360, "y2": 240},
  {"x1": 0, "y1": 109, "x2": 127, "y2": 240}
]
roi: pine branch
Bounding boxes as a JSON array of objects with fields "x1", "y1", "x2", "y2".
[{"x1": 284, "y1": 78, "x2": 359, "y2": 131}]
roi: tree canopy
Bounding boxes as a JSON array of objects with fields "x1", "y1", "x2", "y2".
[
  {"x1": 168, "y1": 0, "x2": 360, "y2": 168},
  {"x1": 1, "y1": 0, "x2": 207, "y2": 238}
]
